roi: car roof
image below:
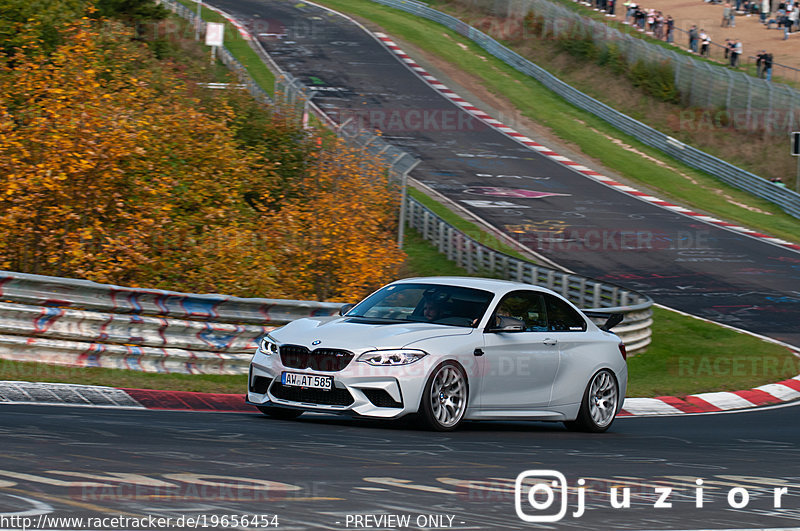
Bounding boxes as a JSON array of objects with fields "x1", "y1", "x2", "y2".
[{"x1": 391, "y1": 276, "x2": 559, "y2": 296}]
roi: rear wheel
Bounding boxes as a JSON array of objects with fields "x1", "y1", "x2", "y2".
[
  {"x1": 564, "y1": 369, "x2": 618, "y2": 433},
  {"x1": 257, "y1": 406, "x2": 303, "y2": 420},
  {"x1": 420, "y1": 362, "x2": 468, "y2": 431}
]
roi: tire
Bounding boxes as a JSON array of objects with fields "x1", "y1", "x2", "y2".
[
  {"x1": 257, "y1": 406, "x2": 303, "y2": 420},
  {"x1": 564, "y1": 369, "x2": 619, "y2": 433},
  {"x1": 419, "y1": 361, "x2": 469, "y2": 431}
]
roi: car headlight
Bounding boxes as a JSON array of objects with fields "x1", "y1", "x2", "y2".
[
  {"x1": 357, "y1": 349, "x2": 427, "y2": 366},
  {"x1": 258, "y1": 334, "x2": 279, "y2": 356}
]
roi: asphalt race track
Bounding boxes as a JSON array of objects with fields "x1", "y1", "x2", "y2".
[
  {"x1": 0, "y1": 404, "x2": 799, "y2": 530},
  {"x1": 204, "y1": 0, "x2": 800, "y2": 348}
]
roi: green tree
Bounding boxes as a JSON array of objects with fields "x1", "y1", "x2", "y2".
[{"x1": 0, "y1": 0, "x2": 87, "y2": 56}]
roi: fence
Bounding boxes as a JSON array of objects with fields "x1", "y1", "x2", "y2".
[
  {"x1": 461, "y1": 0, "x2": 800, "y2": 130},
  {"x1": 368, "y1": 0, "x2": 800, "y2": 217}
]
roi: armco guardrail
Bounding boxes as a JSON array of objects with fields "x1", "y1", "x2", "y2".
[
  {"x1": 0, "y1": 264, "x2": 650, "y2": 374},
  {"x1": 367, "y1": 0, "x2": 800, "y2": 219},
  {"x1": 0, "y1": 271, "x2": 340, "y2": 374}
]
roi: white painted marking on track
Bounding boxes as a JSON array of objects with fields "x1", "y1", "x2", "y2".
[{"x1": 0, "y1": 493, "x2": 54, "y2": 517}]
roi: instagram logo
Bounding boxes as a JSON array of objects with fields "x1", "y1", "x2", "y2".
[{"x1": 514, "y1": 470, "x2": 568, "y2": 522}]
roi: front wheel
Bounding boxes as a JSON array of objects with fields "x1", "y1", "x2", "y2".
[
  {"x1": 564, "y1": 369, "x2": 619, "y2": 433},
  {"x1": 257, "y1": 406, "x2": 303, "y2": 420},
  {"x1": 420, "y1": 362, "x2": 469, "y2": 431}
]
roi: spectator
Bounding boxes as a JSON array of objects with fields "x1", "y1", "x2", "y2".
[
  {"x1": 700, "y1": 29, "x2": 711, "y2": 55},
  {"x1": 761, "y1": 0, "x2": 771, "y2": 22},
  {"x1": 724, "y1": 38, "x2": 732, "y2": 59},
  {"x1": 654, "y1": 11, "x2": 665, "y2": 38},
  {"x1": 722, "y1": 2, "x2": 732, "y2": 26},
  {"x1": 764, "y1": 51, "x2": 774, "y2": 81},
  {"x1": 624, "y1": 0, "x2": 637, "y2": 24},
  {"x1": 755, "y1": 49, "x2": 767, "y2": 76},
  {"x1": 782, "y1": 11, "x2": 792, "y2": 38},
  {"x1": 689, "y1": 24, "x2": 699, "y2": 52},
  {"x1": 666, "y1": 15, "x2": 675, "y2": 42},
  {"x1": 606, "y1": 0, "x2": 616, "y2": 16},
  {"x1": 636, "y1": 5, "x2": 647, "y2": 29},
  {"x1": 732, "y1": 39, "x2": 742, "y2": 66}
]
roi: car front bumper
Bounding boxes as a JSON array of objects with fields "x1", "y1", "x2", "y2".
[{"x1": 247, "y1": 351, "x2": 431, "y2": 419}]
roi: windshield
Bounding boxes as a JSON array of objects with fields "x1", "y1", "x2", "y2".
[{"x1": 347, "y1": 283, "x2": 494, "y2": 328}]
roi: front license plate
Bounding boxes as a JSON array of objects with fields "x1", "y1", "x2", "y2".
[{"x1": 281, "y1": 372, "x2": 332, "y2": 391}]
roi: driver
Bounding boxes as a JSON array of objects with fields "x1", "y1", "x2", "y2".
[{"x1": 422, "y1": 299, "x2": 445, "y2": 321}]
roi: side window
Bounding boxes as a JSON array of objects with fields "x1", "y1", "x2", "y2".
[
  {"x1": 544, "y1": 294, "x2": 587, "y2": 332},
  {"x1": 493, "y1": 291, "x2": 548, "y2": 332}
]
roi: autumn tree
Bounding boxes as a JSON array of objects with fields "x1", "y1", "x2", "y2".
[
  {"x1": 258, "y1": 138, "x2": 405, "y2": 302},
  {"x1": 0, "y1": 19, "x2": 275, "y2": 295},
  {"x1": 0, "y1": 13, "x2": 406, "y2": 301}
]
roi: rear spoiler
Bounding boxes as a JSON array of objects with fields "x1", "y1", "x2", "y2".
[{"x1": 583, "y1": 311, "x2": 624, "y2": 332}]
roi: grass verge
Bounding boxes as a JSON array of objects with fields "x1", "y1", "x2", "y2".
[
  {"x1": 314, "y1": 0, "x2": 800, "y2": 244},
  {"x1": 408, "y1": 188, "x2": 532, "y2": 262},
  {"x1": 627, "y1": 307, "x2": 799, "y2": 396}
]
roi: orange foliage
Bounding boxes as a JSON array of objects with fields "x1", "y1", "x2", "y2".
[
  {"x1": 0, "y1": 17, "x2": 404, "y2": 301},
  {"x1": 259, "y1": 139, "x2": 404, "y2": 302}
]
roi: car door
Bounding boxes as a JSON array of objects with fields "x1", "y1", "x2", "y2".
[
  {"x1": 541, "y1": 293, "x2": 596, "y2": 407},
  {"x1": 477, "y1": 291, "x2": 560, "y2": 411}
]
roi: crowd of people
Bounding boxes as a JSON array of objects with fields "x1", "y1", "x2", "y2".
[
  {"x1": 619, "y1": 2, "x2": 677, "y2": 41},
  {"x1": 576, "y1": 0, "x2": 796, "y2": 79}
]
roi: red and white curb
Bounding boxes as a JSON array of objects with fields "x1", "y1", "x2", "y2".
[
  {"x1": 372, "y1": 32, "x2": 800, "y2": 254},
  {"x1": 618, "y1": 375, "x2": 800, "y2": 416},
  {"x1": 2, "y1": 379, "x2": 800, "y2": 417}
]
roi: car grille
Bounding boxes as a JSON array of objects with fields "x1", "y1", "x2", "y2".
[
  {"x1": 280, "y1": 344, "x2": 354, "y2": 372},
  {"x1": 270, "y1": 383, "x2": 354, "y2": 406},
  {"x1": 361, "y1": 389, "x2": 403, "y2": 408}
]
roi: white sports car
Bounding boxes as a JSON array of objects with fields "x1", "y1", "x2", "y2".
[{"x1": 247, "y1": 277, "x2": 628, "y2": 432}]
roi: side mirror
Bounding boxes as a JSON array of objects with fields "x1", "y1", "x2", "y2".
[
  {"x1": 339, "y1": 303, "x2": 355, "y2": 316},
  {"x1": 487, "y1": 315, "x2": 525, "y2": 333}
]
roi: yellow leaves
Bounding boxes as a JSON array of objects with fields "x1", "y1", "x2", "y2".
[
  {"x1": 0, "y1": 16, "x2": 404, "y2": 301},
  {"x1": 258, "y1": 136, "x2": 405, "y2": 302}
]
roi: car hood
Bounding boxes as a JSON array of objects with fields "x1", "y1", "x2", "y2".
[{"x1": 271, "y1": 316, "x2": 475, "y2": 351}]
